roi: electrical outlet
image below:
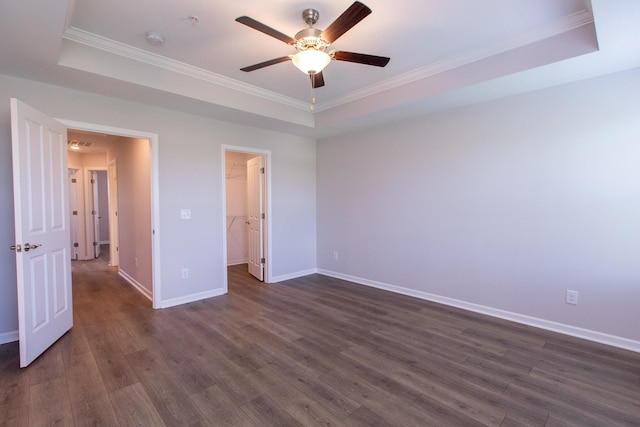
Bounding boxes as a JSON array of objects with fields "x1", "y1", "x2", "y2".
[
  {"x1": 566, "y1": 290, "x2": 579, "y2": 305},
  {"x1": 134, "y1": 257, "x2": 138, "y2": 267},
  {"x1": 180, "y1": 209, "x2": 191, "y2": 219},
  {"x1": 181, "y1": 268, "x2": 189, "y2": 279},
  {"x1": 333, "y1": 251, "x2": 338, "y2": 261}
]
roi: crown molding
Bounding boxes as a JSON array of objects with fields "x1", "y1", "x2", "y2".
[
  {"x1": 62, "y1": 27, "x2": 310, "y2": 112},
  {"x1": 314, "y1": 9, "x2": 595, "y2": 112}
]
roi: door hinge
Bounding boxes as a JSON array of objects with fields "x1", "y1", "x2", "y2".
[
  {"x1": 72, "y1": 211, "x2": 78, "y2": 215},
  {"x1": 260, "y1": 167, "x2": 265, "y2": 174},
  {"x1": 261, "y1": 213, "x2": 265, "y2": 219},
  {"x1": 260, "y1": 257, "x2": 265, "y2": 264},
  {"x1": 91, "y1": 179, "x2": 95, "y2": 184},
  {"x1": 92, "y1": 210, "x2": 97, "y2": 215},
  {"x1": 93, "y1": 242, "x2": 98, "y2": 247},
  {"x1": 71, "y1": 178, "x2": 76, "y2": 183},
  {"x1": 74, "y1": 242, "x2": 79, "y2": 248}
]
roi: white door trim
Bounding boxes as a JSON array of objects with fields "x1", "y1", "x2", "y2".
[
  {"x1": 57, "y1": 119, "x2": 162, "y2": 309},
  {"x1": 221, "y1": 145, "x2": 272, "y2": 289},
  {"x1": 107, "y1": 160, "x2": 119, "y2": 267}
]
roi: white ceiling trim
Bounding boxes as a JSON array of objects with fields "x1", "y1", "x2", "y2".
[
  {"x1": 62, "y1": 26, "x2": 309, "y2": 111},
  {"x1": 314, "y1": 9, "x2": 595, "y2": 112}
]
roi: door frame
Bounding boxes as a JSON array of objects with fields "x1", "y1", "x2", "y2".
[
  {"x1": 107, "y1": 159, "x2": 119, "y2": 267},
  {"x1": 58, "y1": 119, "x2": 162, "y2": 308},
  {"x1": 221, "y1": 145, "x2": 272, "y2": 289}
]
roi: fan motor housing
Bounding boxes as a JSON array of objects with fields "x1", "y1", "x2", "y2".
[{"x1": 294, "y1": 28, "x2": 327, "y2": 51}]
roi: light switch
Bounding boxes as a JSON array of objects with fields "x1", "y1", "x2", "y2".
[{"x1": 180, "y1": 209, "x2": 191, "y2": 219}]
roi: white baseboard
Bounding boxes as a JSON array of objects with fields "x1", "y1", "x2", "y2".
[
  {"x1": 157, "y1": 288, "x2": 226, "y2": 309},
  {"x1": 227, "y1": 259, "x2": 248, "y2": 266},
  {"x1": 317, "y1": 269, "x2": 640, "y2": 354},
  {"x1": 270, "y1": 268, "x2": 319, "y2": 283},
  {"x1": 0, "y1": 330, "x2": 18, "y2": 344},
  {"x1": 118, "y1": 270, "x2": 152, "y2": 301}
]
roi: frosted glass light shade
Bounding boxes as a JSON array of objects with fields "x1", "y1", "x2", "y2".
[{"x1": 292, "y1": 50, "x2": 331, "y2": 74}]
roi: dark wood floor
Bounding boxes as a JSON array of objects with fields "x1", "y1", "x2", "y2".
[{"x1": 1, "y1": 255, "x2": 639, "y2": 426}]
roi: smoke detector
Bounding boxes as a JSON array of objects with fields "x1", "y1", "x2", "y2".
[{"x1": 145, "y1": 32, "x2": 165, "y2": 46}]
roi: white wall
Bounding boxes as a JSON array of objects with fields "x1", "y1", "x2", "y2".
[
  {"x1": 0, "y1": 74, "x2": 317, "y2": 339},
  {"x1": 317, "y1": 68, "x2": 640, "y2": 347}
]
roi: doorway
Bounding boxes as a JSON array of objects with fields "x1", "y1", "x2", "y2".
[
  {"x1": 67, "y1": 162, "x2": 110, "y2": 262},
  {"x1": 61, "y1": 119, "x2": 161, "y2": 308},
  {"x1": 222, "y1": 146, "x2": 271, "y2": 288}
]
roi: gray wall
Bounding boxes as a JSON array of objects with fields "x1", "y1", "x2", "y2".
[
  {"x1": 110, "y1": 138, "x2": 152, "y2": 294},
  {"x1": 0, "y1": 74, "x2": 317, "y2": 340},
  {"x1": 317, "y1": 68, "x2": 640, "y2": 345}
]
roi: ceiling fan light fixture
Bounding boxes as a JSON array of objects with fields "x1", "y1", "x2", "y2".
[{"x1": 292, "y1": 49, "x2": 331, "y2": 75}]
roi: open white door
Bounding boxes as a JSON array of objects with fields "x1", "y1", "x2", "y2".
[
  {"x1": 89, "y1": 171, "x2": 101, "y2": 258},
  {"x1": 10, "y1": 98, "x2": 73, "y2": 368},
  {"x1": 247, "y1": 156, "x2": 264, "y2": 281}
]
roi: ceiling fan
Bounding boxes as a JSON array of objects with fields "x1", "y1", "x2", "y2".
[{"x1": 236, "y1": 1, "x2": 390, "y2": 89}]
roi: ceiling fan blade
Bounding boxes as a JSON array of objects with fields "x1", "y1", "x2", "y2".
[
  {"x1": 333, "y1": 51, "x2": 390, "y2": 67},
  {"x1": 310, "y1": 72, "x2": 325, "y2": 88},
  {"x1": 322, "y1": 1, "x2": 372, "y2": 44},
  {"x1": 236, "y1": 16, "x2": 296, "y2": 45},
  {"x1": 240, "y1": 56, "x2": 292, "y2": 72}
]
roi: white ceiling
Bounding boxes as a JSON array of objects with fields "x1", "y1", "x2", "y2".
[{"x1": 1, "y1": 0, "x2": 639, "y2": 138}]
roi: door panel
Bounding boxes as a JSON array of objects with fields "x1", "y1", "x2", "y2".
[
  {"x1": 90, "y1": 171, "x2": 100, "y2": 258},
  {"x1": 247, "y1": 156, "x2": 264, "y2": 281},
  {"x1": 11, "y1": 98, "x2": 73, "y2": 367}
]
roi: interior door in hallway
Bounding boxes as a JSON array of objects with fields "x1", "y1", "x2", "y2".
[
  {"x1": 247, "y1": 155, "x2": 264, "y2": 281},
  {"x1": 89, "y1": 170, "x2": 101, "y2": 258},
  {"x1": 10, "y1": 98, "x2": 73, "y2": 367}
]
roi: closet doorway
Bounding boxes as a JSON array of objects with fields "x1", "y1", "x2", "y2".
[{"x1": 223, "y1": 147, "x2": 271, "y2": 284}]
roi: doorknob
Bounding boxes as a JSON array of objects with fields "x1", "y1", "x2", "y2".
[
  {"x1": 10, "y1": 244, "x2": 22, "y2": 252},
  {"x1": 23, "y1": 243, "x2": 42, "y2": 252}
]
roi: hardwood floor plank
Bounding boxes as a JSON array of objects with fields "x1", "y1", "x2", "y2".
[
  {"x1": 509, "y1": 374, "x2": 640, "y2": 425},
  {"x1": 190, "y1": 384, "x2": 257, "y2": 426},
  {"x1": 342, "y1": 406, "x2": 397, "y2": 427},
  {"x1": 0, "y1": 343, "x2": 31, "y2": 424},
  {"x1": 28, "y1": 377, "x2": 74, "y2": 427},
  {"x1": 109, "y1": 383, "x2": 167, "y2": 427},
  {"x1": 70, "y1": 393, "x2": 120, "y2": 426},
  {"x1": 125, "y1": 348, "x2": 202, "y2": 425},
  {"x1": 340, "y1": 345, "x2": 508, "y2": 426},
  {"x1": 241, "y1": 394, "x2": 304, "y2": 427},
  {"x1": 503, "y1": 382, "x2": 620, "y2": 426},
  {"x1": 85, "y1": 324, "x2": 139, "y2": 393},
  {"x1": 528, "y1": 365, "x2": 640, "y2": 415},
  {"x1": 252, "y1": 353, "x2": 361, "y2": 420}
]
